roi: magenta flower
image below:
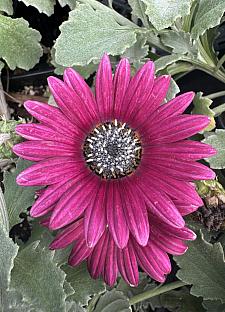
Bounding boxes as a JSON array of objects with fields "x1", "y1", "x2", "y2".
[
  {"x1": 13, "y1": 55, "x2": 216, "y2": 285},
  {"x1": 42, "y1": 214, "x2": 196, "y2": 286}
]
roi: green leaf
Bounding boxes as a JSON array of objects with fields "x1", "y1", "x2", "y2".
[
  {"x1": 0, "y1": 0, "x2": 13, "y2": 15},
  {"x1": 94, "y1": 290, "x2": 131, "y2": 312},
  {"x1": 191, "y1": 0, "x2": 225, "y2": 39},
  {"x1": 152, "y1": 288, "x2": 206, "y2": 312},
  {"x1": 11, "y1": 241, "x2": 67, "y2": 311},
  {"x1": 122, "y1": 35, "x2": 149, "y2": 65},
  {"x1": 4, "y1": 158, "x2": 38, "y2": 228},
  {"x1": 128, "y1": 0, "x2": 149, "y2": 26},
  {"x1": 1, "y1": 289, "x2": 35, "y2": 311},
  {"x1": 160, "y1": 30, "x2": 197, "y2": 56},
  {"x1": 0, "y1": 224, "x2": 18, "y2": 289},
  {"x1": 175, "y1": 230, "x2": 225, "y2": 303},
  {"x1": 166, "y1": 78, "x2": 180, "y2": 102},
  {"x1": 0, "y1": 15, "x2": 42, "y2": 70},
  {"x1": 192, "y1": 92, "x2": 215, "y2": 132},
  {"x1": 63, "y1": 262, "x2": 106, "y2": 306},
  {"x1": 0, "y1": 187, "x2": 9, "y2": 232},
  {"x1": 58, "y1": 0, "x2": 76, "y2": 9},
  {"x1": 19, "y1": 0, "x2": 56, "y2": 16},
  {"x1": 203, "y1": 129, "x2": 225, "y2": 169},
  {"x1": 155, "y1": 54, "x2": 183, "y2": 72},
  {"x1": 203, "y1": 300, "x2": 225, "y2": 311},
  {"x1": 140, "y1": 0, "x2": 192, "y2": 31},
  {"x1": 54, "y1": 3, "x2": 137, "y2": 66},
  {"x1": 0, "y1": 61, "x2": 4, "y2": 72}
]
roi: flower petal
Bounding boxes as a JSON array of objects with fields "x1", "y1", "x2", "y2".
[
  {"x1": 143, "y1": 115, "x2": 210, "y2": 144},
  {"x1": 144, "y1": 157, "x2": 215, "y2": 181},
  {"x1": 132, "y1": 75, "x2": 170, "y2": 128},
  {"x1": 113, "y1": 58, "x2": 130, "y2": 119},
  {"x1": 13, "y1": 141, "x2": 78, "y2": 161},
  {"x1": 122, "y1": 61, "x2": 155, "y2": 121},
  {"x1": 121, "y1": 179, "x2": 149, "y2": 246},
  {"x1": 49, "y1": 174, "x2": 98, "y2": 230},
  {"x1": 132, "y1": 239, "x2": 166, "y2": 282},
  {"x1": 49, "y1": 218, "x2": 84, "y2": 249},
  {"x1": 63, "y1": 67, "x2": 98, "y2": 121},
  {"x1": 31, "y1": 170, "x2": 88, "y2": 217},
  {"x1": 103, "y1": 233, "x2": 118, "y2": 286},
  {"x1": 147, "y1": 92, "x2": 195, "y2": 126},
  {"x1": 88, "y1": 231, "x2": 109, "y2": 278},
  {"x1": 84, "y1": 181, "x2": 107, "y2": 247},
  {"x1": 95, "y1": 54, "x2": 113, "y2": 121},
  {"x1": 16, "y1": 157, "x2": 83, "y2": 186},
  {"x1": 117, "y1": 240, "x2": 139, "y2": 286},
  {"x1": 151, "y1": 231, "x2": 188, "y2": 255},
  {"x1": 144, "y1": 140, "x2": 216, "y2": 160},
  {"x1": 15, "y1": 123, "x2": 75, "y2": 145},
  {"x1": 69, "y1": 238, "x2": 92, "y2": 266},
  {"x1": 48, "y1": 76, "x2": 93, "y2": 132},
  {"x1": 137, "y1": 168, "x2": 203, "y2": 206},
  {"x1": 24, "y1": 101, "x2": 81, "y2": 139},
  {"x1": 106, "y1": 181, "x2": 129, "y2": 248}
]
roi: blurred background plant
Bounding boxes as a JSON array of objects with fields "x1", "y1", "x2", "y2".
[{"x1": 1, "y1": 0, "x2": 225, "y2": 311}]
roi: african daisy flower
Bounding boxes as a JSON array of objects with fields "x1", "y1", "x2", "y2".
[{"x1": 13, "y1": 54, "x2": 216, "y2": 284}]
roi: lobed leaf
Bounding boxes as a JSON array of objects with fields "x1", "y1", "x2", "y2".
[
  {"x1": 0, "y1": 15, "x2": 42, "y2": 70},
  {"x1": 4, "y1": 158, "x2": 38, "y2": 228},
  {"x1": 0, "y1": 0, "x2": 13, "y2": 15},
  {"x1": 140, "y1": 0, "x2": 192, "y2": 31},
  {"x1": 54, "y1": 3, "x2": 137, "y2": 66},
  {"x1": 11, "y1": 241, "x2": 67, "y2": 311},
  {"x1": 63, "y1": 263, "x2": 106, "y2": 306},
  {"x1": 94, "y1": 290, "x2": 131, "y2": 312},
  {"x1": 19, "y1": 0, "x2": 56, "y2": 16},
  {"x1": 0, "y1": 224, "x2": 18, "y2": 289},
  {"x1": 191, "y1": 0, "x2": 225, "y2": 39},
  {"x1": 175, "y1": 230, "x2": 225, "y2": 303},
  {"x1": 203, "y1": 129, "x2": 225, "y2": 169}
]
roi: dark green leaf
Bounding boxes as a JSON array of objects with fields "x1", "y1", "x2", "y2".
[
  {"x1": 4, "y1": 158, "x2": 38, "y2": 228},
  {"x1": 94, "y1": 290, "x2": 131, "y2": 312},
  {"x1": 175, "y1": 230, "x2": 225, "y2": 303}
]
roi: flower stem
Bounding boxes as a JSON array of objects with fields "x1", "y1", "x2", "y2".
[
  {"x1": 207, "y1": 90, "x2": 225, "y2": 100},
  {"x1": 129, "y1": 281, "x2": 186, "y2": 306}
]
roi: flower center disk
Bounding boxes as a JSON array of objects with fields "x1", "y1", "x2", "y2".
[{"x1": 83, "y1": 120, "x2": 142, "y2": 179}]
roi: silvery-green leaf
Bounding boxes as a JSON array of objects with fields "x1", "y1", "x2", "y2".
[
  {"x1": 160, "y1": 30, "x2": 198, "y2": 56},
  {"x1": 155, "y1": 54, "x2": 183, "y2": 72},
  {"x1": 51, "y1": 46, "x2": 98, "y2": 82},
  {"x1": 166, "y1": 78, "x2": 180, "y2": 101},
  {"x1": 63, "y1": 263, "x2": 106, "y2": 306},
  {"x1": 153, "y1": 288, "x2": 205, "y2": 312},
  {"x1": 122, "y1": 35, "x2": 148, "y2": 64},
  {"x1": 19, "y1": 0, "x2": 56, "y2": 16},
  {"x1": 192, "y1": 92, "x2": 215, "y2": 132},
  {"x1": 0, "y1": 61, "x2": 4, "y2": 71},
  {"x1": 203, "y1": 300, "x2": 225, "y2": 312},
  {"x1": 128, "y1": 0, "x2": 149, "y2": 26},
  {"x1": 0, "y1": 187, "x2": 9, "y2": 232},
  {"x1": 1, "y1": 289, "x2": 34, "y2": 311},
  {"x1": 94, "y1": 290, "x2": 131, "y2": 312},
  {"x1": 58, "y1": 0, "x2": 76, "y2": 9},
  {"x1": 191, "y1": 0, "x2": 225, "y2": 39},
  {"x1": 54, "y1": 3, "x2": 137, "y2": 66},
  {"x1": 175, "y1": 230, "x2": 225, "y2": 302},
  {"x1": 140, "y1": 0, "x2": 192, "y2": 31},
  {"x1": 0, "y1": 224, "x2": 18, "y2": 289},
  {"x1": 4, "y1": 158, "x2": 38, "y2": 228},
  {"x1": 203, "y1": 129, "x2": 225, "y2": 169},
  {"x1": 11, "y1": 241, "x2": 67, "y2": 312},
  {"x1": 0, "y1": 0, "x2": 13, "y2": 15},
  {"x1": 0, "y1": 15, "x2": 42, "y2": 70}
]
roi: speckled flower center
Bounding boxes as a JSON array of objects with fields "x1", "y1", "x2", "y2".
[{"x1": 83, "y1": 120, "x2": 142, "y2": 179}]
